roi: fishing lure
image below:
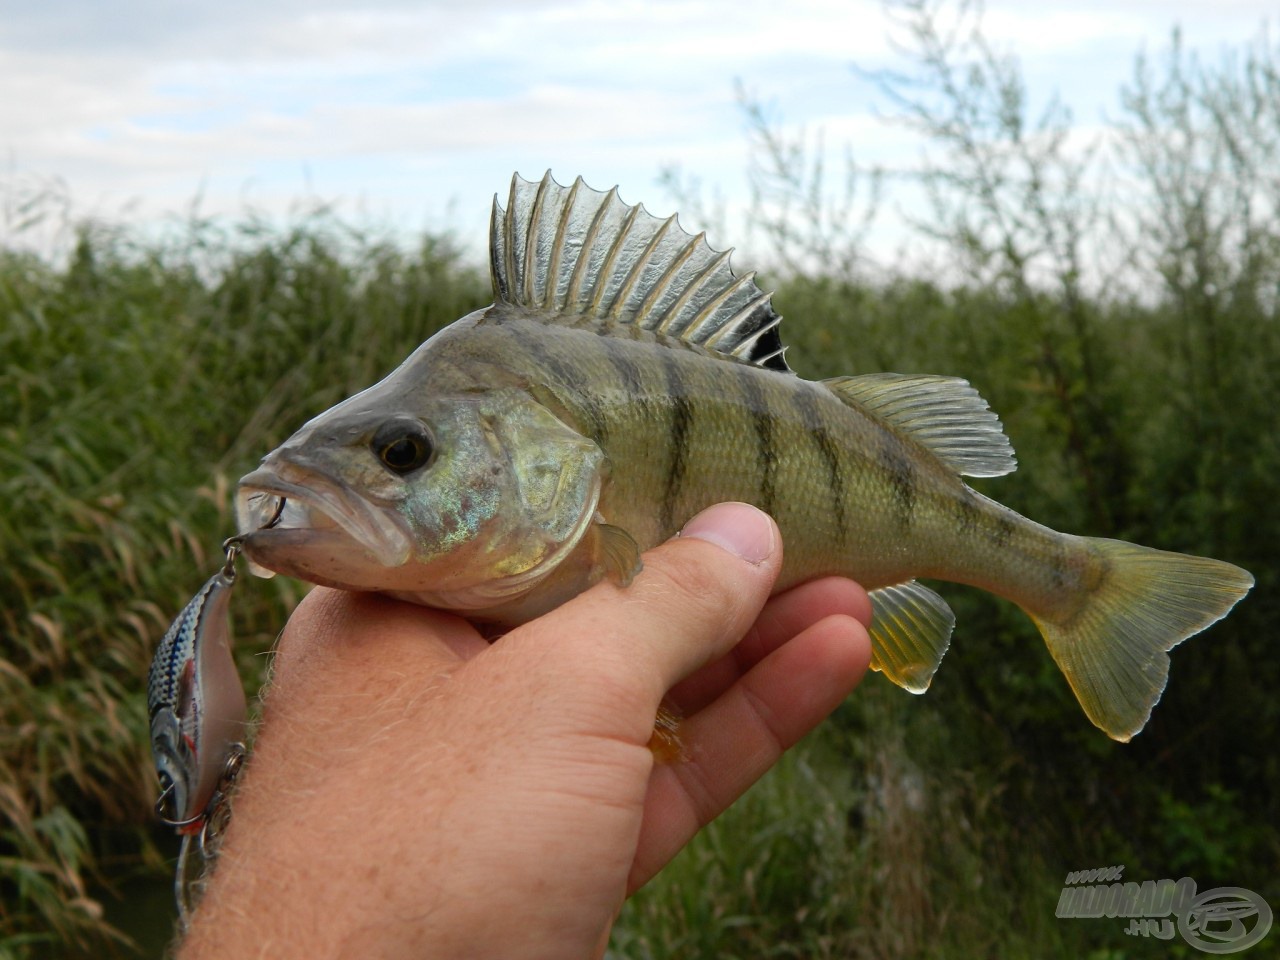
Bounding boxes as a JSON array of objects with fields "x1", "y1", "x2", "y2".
[{"x1": 148, "y1": 537, "x2": 249, "y2": 919}]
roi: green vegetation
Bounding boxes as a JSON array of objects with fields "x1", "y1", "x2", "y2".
[
  {"x1": 1, "y1": 212, "x2": 490, "y2": 955},
  {"x1": 3, "y1": 5, "x2": 1277, "y2": 957}
]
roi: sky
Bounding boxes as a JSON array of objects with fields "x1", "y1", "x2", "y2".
[{"x1": 1, "y1": 0, "x2": 1275, "y2": 264}]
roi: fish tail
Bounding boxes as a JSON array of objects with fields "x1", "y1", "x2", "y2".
[{"x1": 1031, "y1": 539, "x2": 1253, "y2": 741}]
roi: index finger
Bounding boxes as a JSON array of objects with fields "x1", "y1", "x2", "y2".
[{"x1": 668, "y1": 576, "x2": 872, "y2": 716}]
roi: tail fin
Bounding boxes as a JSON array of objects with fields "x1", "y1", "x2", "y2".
[{"x1": 1032, "y1": 539, "x2": 1253, "y2": 741}]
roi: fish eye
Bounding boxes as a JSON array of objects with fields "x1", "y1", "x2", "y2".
[{"x1": 372, "y1": 419, "x2": 435, "y2": 475}]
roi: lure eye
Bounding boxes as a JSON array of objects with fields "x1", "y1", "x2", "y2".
[{"x1": 372, "y1": 419, "x2": 435, "y2": 475}]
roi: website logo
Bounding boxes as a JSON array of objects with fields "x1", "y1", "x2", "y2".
[{"x1": 1056, "y1": 866, "x2": 1272, "y2": 954}]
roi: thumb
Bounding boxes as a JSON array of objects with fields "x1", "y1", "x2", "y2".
[{"x1": 512, "y1": 502, "x2": 784, "y2": 706}]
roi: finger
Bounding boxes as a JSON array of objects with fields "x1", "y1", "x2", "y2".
[
  {"x1": 667, "y1": 576, "x2": 871, "y2": 716},
  {"x1": 628, "y1": 612, "x2": 872, "y2": 891},
  {"x1": 270, "y1": 588, "x2": 489, "y2": 699},
  {"x1": 509, "y1": 502, "x2": 784, "y2": 709},
  {"x1": 750, "y1": 576, "x2": 873, "y2": 650}
]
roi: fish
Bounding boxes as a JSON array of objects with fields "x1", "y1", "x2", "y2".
[
  {"x1": 235, "y1": 171, "x2": 1253, "y2": 741},
  {"x1": 148, "y1": 555, "x2": 247, "y2": 834}
]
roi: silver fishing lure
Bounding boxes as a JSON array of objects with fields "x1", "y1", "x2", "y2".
[
  {"x1": 148, "y1": 537, "x2": 248, "y2": 834},
  {"x1": 148, "y1": 537, "x2": 250, "y2": 921}
]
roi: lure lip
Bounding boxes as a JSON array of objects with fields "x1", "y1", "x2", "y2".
[{"x1": 236, "y1": 462, "x2": 413, "y2": 570}]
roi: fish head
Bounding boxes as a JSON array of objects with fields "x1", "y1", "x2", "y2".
[{"x1": 236, "y1": 380, "x2": 606, "y2": 612}]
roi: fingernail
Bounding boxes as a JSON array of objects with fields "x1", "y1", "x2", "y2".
[{"x1": 679, "y1": 502, "x2": 776, "y2": 565}]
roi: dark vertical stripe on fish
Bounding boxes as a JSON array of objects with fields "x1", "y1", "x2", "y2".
[
  {"x1": 788, "y1": 386, "x2": 847, "y2": 545},
  {"x1": 879, "y1": 436, "x2": 917, "y2": 528},
  {"x1": 992, "y1": 514, "x2": 1017, "y2": 548},
  {"x1": 518, "y1": 331, "x2": 609, "y2": 444},
  {"x1": 599, "y1": 335, "x2": 648, "y2": 400},
  {"x1": 734, "y1": 367, "x2": 777, "y2": 517},
  {"x1": 1048, "y1": 537, "x2": 1069, "y2": 589},
  {"x1": 659, "y1": 351, "x2": 693, "y2": 533},
  {"x1": 955, "y1": 487, "x2": 982, "y2": 535}
]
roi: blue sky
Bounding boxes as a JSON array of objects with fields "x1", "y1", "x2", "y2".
[{"x1": 1, "y1": 0, "x2": 1274, "y2": 263}]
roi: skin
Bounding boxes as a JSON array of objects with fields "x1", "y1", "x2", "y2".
[{"x1": 178, "y1": 502, "x2": 872, "y2": 959}]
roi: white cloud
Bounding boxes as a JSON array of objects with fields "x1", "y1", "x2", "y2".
[{"x1": 0, "y1": 0, "x2": 1275, "y2": 260}]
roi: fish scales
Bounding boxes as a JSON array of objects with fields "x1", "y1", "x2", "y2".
[
  {"x1": 236, "y1": 171, "x2": 1253, "y2": 742},
  {"x1": 435, "y1": 313, "x2": 1066, "y2": 604}
]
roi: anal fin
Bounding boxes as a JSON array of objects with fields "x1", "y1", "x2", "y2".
[{"x1": 867, "y1": 580, "x2": 955, "y2": 693}]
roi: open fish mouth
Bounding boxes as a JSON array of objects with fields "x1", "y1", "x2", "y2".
[{"x1": 236, "y1": 463, "x2": 413, "y2": 573}]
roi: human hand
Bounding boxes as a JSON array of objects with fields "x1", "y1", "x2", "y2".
[{"x1": 178, "y1": 502, "x2": 872, "y2": 959}]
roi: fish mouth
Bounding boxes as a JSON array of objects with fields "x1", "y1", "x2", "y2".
[{"x1": 236, "y1": 462, "x2": 413, "y2": 574}]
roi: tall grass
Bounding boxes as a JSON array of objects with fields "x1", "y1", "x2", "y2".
[
  {"x1": 0, "y1": 208, "x2": 489, "y2": 954},
  {"x1": 613, "y1": 696, "x2": 1099, "y2": 959}
]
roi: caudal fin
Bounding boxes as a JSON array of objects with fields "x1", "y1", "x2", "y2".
[{"x1": 1032, "y1": 539, "x2": 1253, "y2": 741}]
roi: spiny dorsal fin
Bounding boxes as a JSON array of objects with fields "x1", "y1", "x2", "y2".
[
  {"x1": 825, "y1": 373, "x2": 1017, "y2": 478},
  {"x1": 489, "y1": 171, "x2": 791, "y2": 372}
]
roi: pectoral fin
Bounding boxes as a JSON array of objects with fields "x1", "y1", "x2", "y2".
[{"x1": 593, "y1": 520, "x2": 643, "y2": 586}]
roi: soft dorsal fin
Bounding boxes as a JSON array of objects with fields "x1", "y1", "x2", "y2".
[
  {"x1": 489, "y1": 171, "x2": 791, "y2": 372},
  {"x1": 825, "y1": 373, "x2": 1017, "y2": 478}
]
